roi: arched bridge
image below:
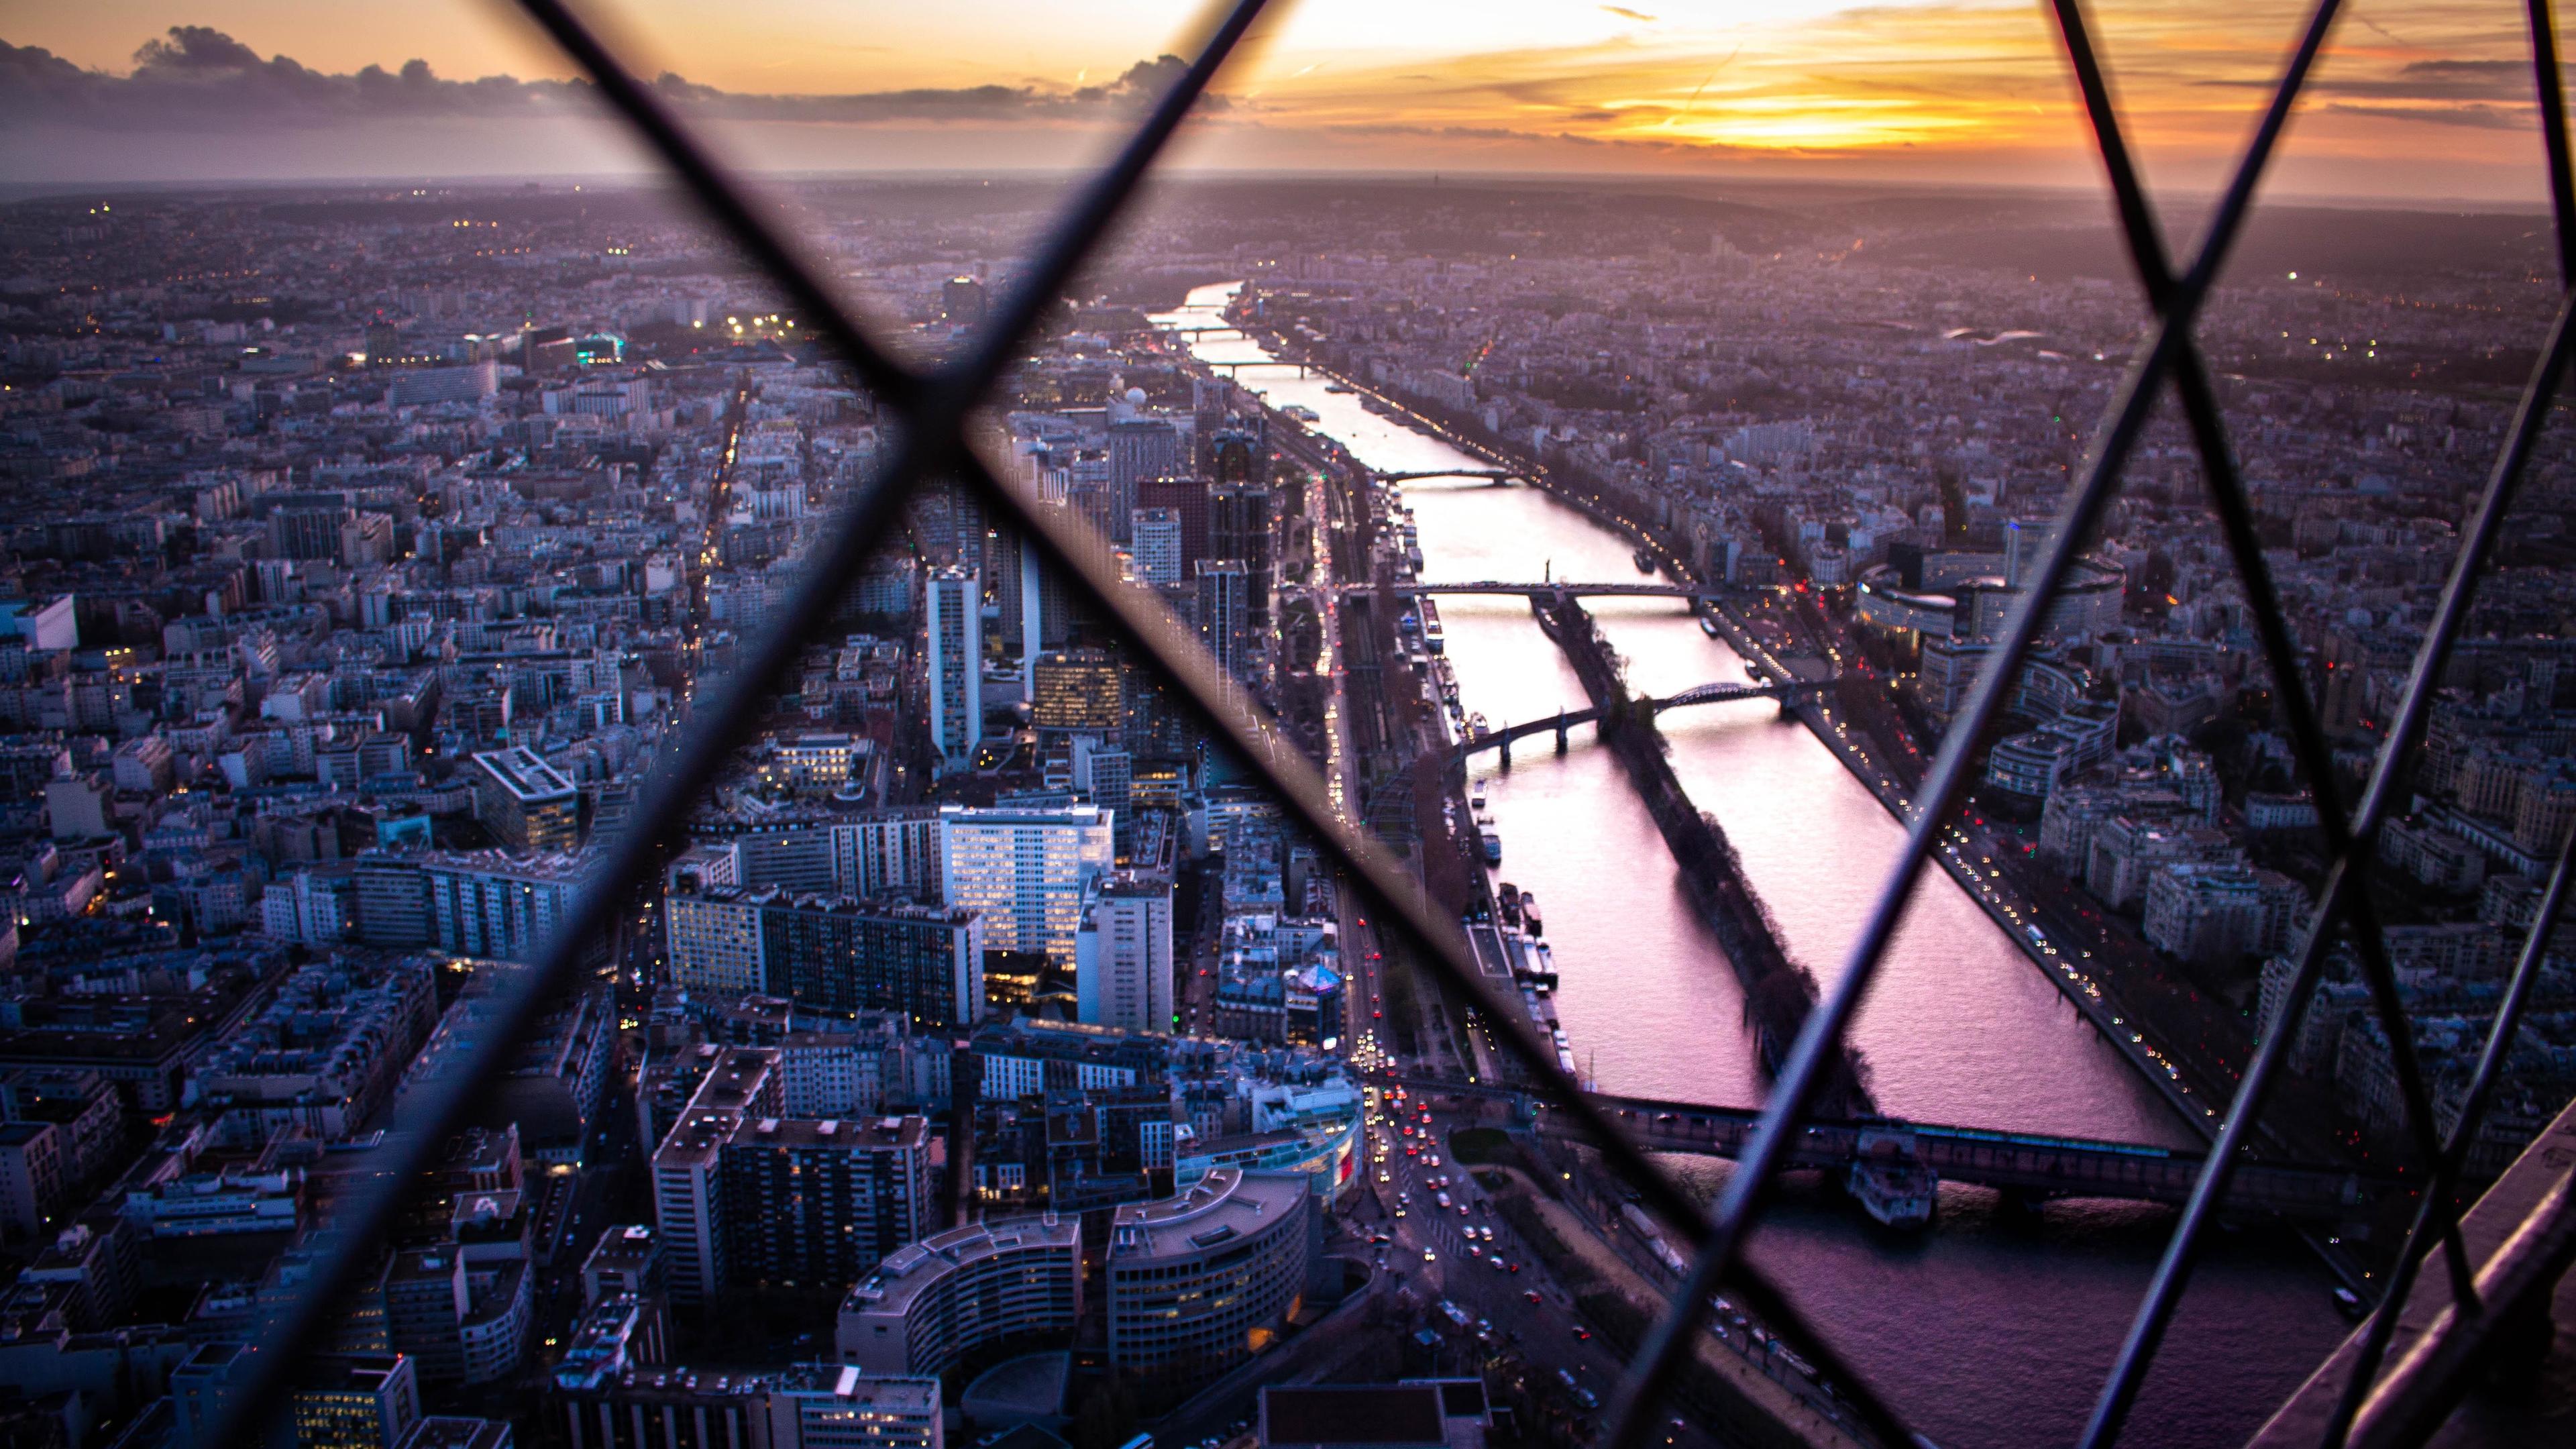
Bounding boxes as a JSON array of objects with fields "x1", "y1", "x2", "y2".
[
  {"x1": 1356, "y1": 580, "x2": 1715, "y2": 600},
  {"x1": 1457, "y1": 678, "x2": 1829, "y2": 763},
  {"x1": 1378, "y1": 1074, "x2": 2393, "y2": 1221}
]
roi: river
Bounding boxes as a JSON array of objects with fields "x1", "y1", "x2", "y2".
[{"x1": 1152, "y1": 282, "x2": 2343, "y2": 1447}]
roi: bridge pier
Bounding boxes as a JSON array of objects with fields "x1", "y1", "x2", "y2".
[
  {"x1": 1996, "y1": 1185, "x2": 2047, "y2": 1220},
  {"x1": 1497, "y1": 731, "x2": 1511, "y2": 770},
  {"x1": 1554, "y1": 712, "x2": 1569, "y2": 755}
]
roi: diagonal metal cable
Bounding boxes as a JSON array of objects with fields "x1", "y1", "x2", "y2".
[
  {"x1": 2320, "y1": 826, "x2": 2576, "y2": 1446},
  {"x1": 500, "y1": 7, "x2": 1927, "y2": 1443},
  {"x1": 182, "y1": 1, "x2": 2573, "y2": 1445},
  {"x1": 2072, "y1": 3, "x2": 2576, "y2": 1435},
  {"x1": 2307, "y1": 13, "x2": 2576, "y2": 1438},
  {"x1": 513, "y1": 12, "x2": 1921, "y2": 1441},
  {"x1": 191, "y1": 1, "x2": 1266, "y2": 1442},
  {"x1": 197, "y1": 1, "x2": 1921, "y2": 1446},
  {"x1": 2082, "y1": 282, "x2": 2576, "y2": 1446},
  {"x1": 2044, "y1": 0, "x2": 2478, "y2": 1311},
  {"x1": 1599, "y1": 3, "x2": 2343, "y2": 1444},
  {"x1": 2532, "y1": 0, "x2": 2576, "y2": 286}
]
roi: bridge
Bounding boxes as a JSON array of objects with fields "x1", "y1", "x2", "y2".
[
  {"x1": 1359, "y1": 580, "x2": 1715, "y2": 601},
  {"x1": 1372, "y1": 468, "x2": 1537, "y2": 484},
  {"x1": 1458, "y1": 678, "x2": 1829, "y2": 765},
  {"x1": 1200, "y1": 358, "x2": 1312, "y2": 376},
  {"x1": 1379, "y1": 1075, "x2": 2392, "y2": 1222}
]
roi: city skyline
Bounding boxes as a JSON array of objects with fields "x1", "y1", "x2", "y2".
[
  {"x1": 0, "y1": 2, "x2": 2567, "y2": 200},
  {"x1": 4, "y1": 2, "x2": 2575, "y2": 1445}
]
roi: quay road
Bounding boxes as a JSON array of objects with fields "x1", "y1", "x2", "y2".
[
  {"x1": 1348, "y1": 1081, "x2": 1864, "y2": 1448},
  {"x1": 1376, "y1": 1075, "x2": 2390, "y2": 1224}
]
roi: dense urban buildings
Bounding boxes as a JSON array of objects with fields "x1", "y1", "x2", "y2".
[{"x1": 0, "y1": 119, "x2": 2569, "y2": 1449}]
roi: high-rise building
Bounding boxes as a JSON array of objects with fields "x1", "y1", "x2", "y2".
[
  {"x1": 1136, "y1": 476, "x2": 1210, "y2": 574},
  {"x1": 1209, "y1": 426, "x2": 1261, "y2": 484},
  {"x1": 757, "y1": 893, "x2": 985, "y2": 1029},
  {"x1": 941, "y1": 275, "x2": 987, "y2": 327},
  {"x1": 665, "y1": 887, "x2": 766, "y2": 1000},
  {"x1": 938, "y1": 805, "x2": 1114, "y2": 968},
  {"x1": 272, "y1": 494, "x2": 355, "y2": 563},
  {"x1": 769, "y1": 734, "x2": 869, "y2": 798},
  {"x1": 1130, "y1": 506, "x2": 1185, "y2": 587},
  {"x1": 469, "y1": 748, "x2": 580, "y2": 854},
  {"x1": 554, "y1": 1360, "x2": 766, "y2": 1449},
  {"x1": 421, "y1": 853, "x2": 584, "y2": 965},
  {"x1": 292, "y1": 1354, "x2": 423, "y2": 1449},
  {"x1": 669, "y1": 886, "x2": 982, "y2": 1026},
  {"x1": 1030, "y1": 649, "x2": 1123, "y2": 735},
  {"x1": 1106, "y1": 420, "x2": 1184, "y2": 545},
  {"x1": 649, "y1": 1049, "x2": 932, "y2": 1303},
  {"x1": 991, "y1": 528, "x2": 1046, "y2": 698},
  {"x1": 826, "y1": 808, "x2": 945, "y2": 900},
  {"x1": 1076, "y1": 877, "x2": 1174, "y2": 1034},
  {"x1": 1208, "y1": 483, "x2": 1275, "y2": 632},
  {"x1": 1195, "y1": 559, "x2": 1252, "y2": 682},
  {"x1": 1071, "y1": 739, "x2": 1132, "y2": 824},
  {"x1": 925, "y1": 568, "x2": 983, "y2": 772},
  {"x1": 835, "y1": 1214, "x2": 1081, "y2": 1377}
]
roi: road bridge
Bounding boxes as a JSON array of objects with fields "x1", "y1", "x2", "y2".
[
  {"x1": 1379, "y1": 1074, "x2": 2390, "y2": 1222},
  {"x1": 1371, "y1": 468, "x2": 1538, "y2": 484},
  {"x1": 1456, "y1": 678, "x2": 1829, "y2": 765},
  {"x1": 1360, "y1": 579, "x2": 1715, "y2": 600}
]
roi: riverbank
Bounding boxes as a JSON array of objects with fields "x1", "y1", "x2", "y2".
[
  {"x1": 1235, "y1": 309, "x2": 2246, "y2": 1141},
  {"x1": 1536, "y1": 593, "x2": 1869, "y2": 1108}
]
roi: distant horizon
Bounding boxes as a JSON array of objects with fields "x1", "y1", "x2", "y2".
[
  {"x1": 0, "y1": 168, "x2": 2557, "y2": 216},
  {"x1": 4, "y1": 6, "x2": 2569, "y2": 203}
]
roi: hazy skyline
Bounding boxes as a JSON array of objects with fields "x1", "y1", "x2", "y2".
[{"x1": 1, "y1": 1, "x2": 2565, "y2": 201}]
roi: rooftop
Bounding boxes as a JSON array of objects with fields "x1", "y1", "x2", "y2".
[
  {"x1": 1106, "y1": 1166, "x2": 1306, "y2": 1264},
  {"x1": 844, "y1": 1213, "x2": 1076, "y2": 1316}
]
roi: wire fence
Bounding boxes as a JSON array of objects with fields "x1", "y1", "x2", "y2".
[{"x1": 199, "y1": 2, "x2": 2576, "y2": 1446}]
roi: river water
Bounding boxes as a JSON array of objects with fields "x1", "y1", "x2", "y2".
[{"x1": 1155, "y1": 283, "x2": 2343, "y2": 1447}]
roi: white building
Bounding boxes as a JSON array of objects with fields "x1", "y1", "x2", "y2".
[
  {"x1": 767, "y1": 1367, "x2": 942, "y2": 1449},
  {"x1": 1131, "y1": 506, "x2": 1185, "y2": 587},
  {"x1": 666, "y1": 885, "x2": 765, "y2": 999},
  {"x1": 1104, "y1": 1168, "x2": 1309, "y2": 1381},
  {"x1": 938, "y1": 805, "x2": 1113, "y2": 967},
  {"x1": 836, "y1": 1214, "x2": 1081, "y2": 1377},
  {"x1": 1076, "y1": 877, "x2": 1174, "y2": 1034},
  {"x1": 926, "y1": 568, "x2": 983, "y2": 771}
]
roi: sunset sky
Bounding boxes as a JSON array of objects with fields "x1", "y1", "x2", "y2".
[{"x1": 0, "y1": 1, "x2": 2561, "y2": 201}]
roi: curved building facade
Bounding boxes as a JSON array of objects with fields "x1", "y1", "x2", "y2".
[
  {"x1": 1103, "y1": 1167, "x2": 1309, "y2": 1382},
  {"x1": 835, "y1": 1214, "x2": 1081, "y2": 1377}
]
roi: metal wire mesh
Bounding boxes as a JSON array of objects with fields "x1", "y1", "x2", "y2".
[{"x1": 193, "y1": 1, "x2": 2576, "y2": 1446}]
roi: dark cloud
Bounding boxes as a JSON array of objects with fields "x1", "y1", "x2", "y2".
[
  {"x1": 0, "y1": 26, "x2": 1212, "y2": 132},
  {"x1": 2321, "y1": 101, "x2": 2531, "y2": 131},
  {"x1": 2203, "y1": 56, "x2": 2564, "y2": 104}
]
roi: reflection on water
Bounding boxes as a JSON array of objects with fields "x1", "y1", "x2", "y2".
[{"x1": 1153, "y1": 282, "x2": 2341, "y2": 1447}]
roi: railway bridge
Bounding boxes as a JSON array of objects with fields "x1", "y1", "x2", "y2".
[{"x1": 1381, "y1": 1074, "x2": 2393, "y2": 1222}]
